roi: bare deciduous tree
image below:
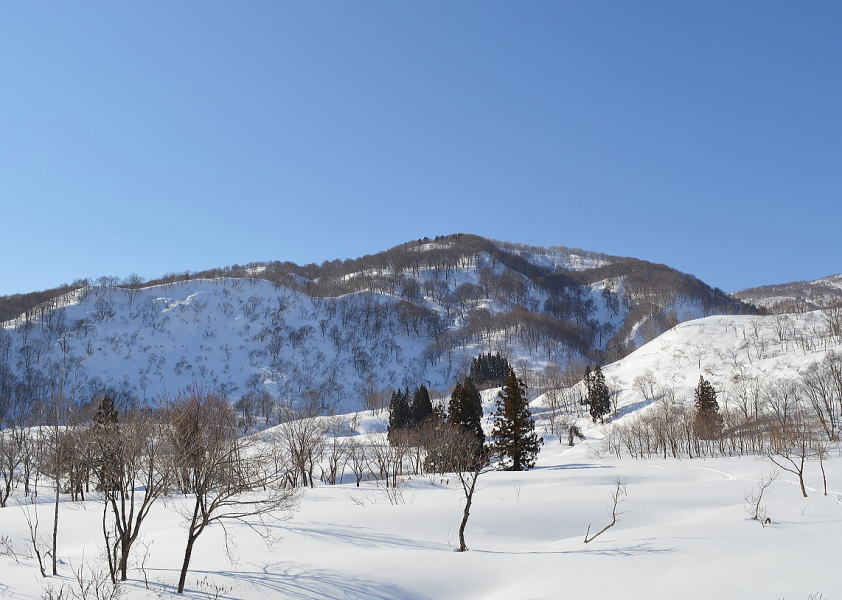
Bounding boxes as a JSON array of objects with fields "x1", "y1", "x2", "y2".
[
  {"x1": 766, "y1": 407, "x2": 815, "y2": 498},
  {"x1": 346, "y1": 438, "x2": 371, "y2": 487},
  {"x1": 745, "y1": 469, "x2": 778, "y2": 526},
  {"x1": 424, "y1": 422, "x2": 494, "y2": 552},
  {"x1": 274, "y1": 405, "x2": 326, "y2": 488},
  {"x1": 94, "y1": 412, "x2": 170, "y2": 581},
  {"x1": 0, "y1": 426, "x2": 27, "y2": 507},
  {"x1": 166, "y1": 389, "x2": 297, "y2": 594}
]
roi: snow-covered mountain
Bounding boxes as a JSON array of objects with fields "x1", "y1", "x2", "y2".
[
  {"x1": 0, "y1": 234, "x2": 753, "y2": 417},
  {"x1": 2, "y1": 247, "x2": 841, "y2": 600},
  {"x1": 735, "y1": 273, "x2": 842, "y2": 312}
]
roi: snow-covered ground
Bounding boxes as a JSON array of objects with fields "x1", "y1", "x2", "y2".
[{"x1": 1, "y1": 437, "x2": 839, "y2": 600}]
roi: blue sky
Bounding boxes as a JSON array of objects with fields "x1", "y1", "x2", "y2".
[{"x1": 1, "y1": 1, "x2": 840, "y2": 295}]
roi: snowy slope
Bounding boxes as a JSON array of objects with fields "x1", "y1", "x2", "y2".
[
  {"x1": 1, "y1": 279, "x2": 465, "y2": 410},
  {"x1": 533, "y1": 310, "x2": 842, "y2": 434},
  {"x1": 0, "y1": 275, "x2": 600, "y2": 412}
]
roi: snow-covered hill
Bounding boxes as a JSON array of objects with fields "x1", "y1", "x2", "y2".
[
  {"x1": 0, "y1": 235, "x2": 752, "y2": 418},
  {"x1": 2, "y1": 278, "x2": 467, "y2": 412},
  {"x1": 531, "y1": 309, "x2": 842, "y2": 439},
  {"x1": 735, "y1": 273, "x2": 842, "y2": 312}
]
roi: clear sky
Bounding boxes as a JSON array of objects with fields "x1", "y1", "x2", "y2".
[{"x1": 1, "y1": 1, "x2": 840, "y2": 295}]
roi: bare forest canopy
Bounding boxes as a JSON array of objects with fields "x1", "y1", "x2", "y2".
[
  {"x1": 735, "y1": 274, "x2": 842, "y2": 314},
  {"x1": 2, "y1": 234, "x2": 752, "y2": 324}
]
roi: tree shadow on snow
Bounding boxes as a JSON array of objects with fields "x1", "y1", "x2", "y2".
[
  {"x1": 282, "y1": 522, "x2": 449, "y2": 551},
  {"x1": 170, "y1": 562, "x2": 432, "y2": 600},
  {"x1": 0, "y1": 581, "x2": 31, "y2": 600},
  {"x1": 476, "y1": 542, "x2": 674, "y2": 557},
  {"x1": 612, "y1": 397, "x2": 659, "y2": 420},
  {"x1": 531, "y1": 462, "x2": 613, "y2": 471}
]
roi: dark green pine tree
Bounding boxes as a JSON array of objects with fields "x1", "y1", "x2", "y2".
[
  {"x1": 492, "y1": 352, "x2": 510, "y2": 383},
  {"x1": 490, "y1": 368, "x2": 542, "y2": 471},
  {"x1": 461, "y1": 377, "x2": 485, "y2": 446},
  {"x1": 693, "y1": 376, "x2": 723, "y2": 440},
  {"x1": 409, "y1": 385, "x2": 433, "y2": 426},
  {"x1": 448, "y1": 381, "x2": 465, "y2": 423},
  {"x1": 387, "y1": 388, "x2": 410, "y2": 444},
  {"x1": 469, "y1": 352, "x2": 511, "y2": 387},
  {"x1": 582, "y1": 364, "x2": 611, "y2": 423},
  {"x1": 448, "y1": 378, "x2": 485, "y2": 447}
]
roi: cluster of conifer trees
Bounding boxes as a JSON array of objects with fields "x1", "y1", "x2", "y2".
[
  {"x1": 387, "y1": 357, "x2": 542, "y2": 472},
  {"x1": 386, "y1": 386, "x2": 434, "y2": 443},
  {"x1": 468, "y1": 352, "x2": 512, "y2": 387}
]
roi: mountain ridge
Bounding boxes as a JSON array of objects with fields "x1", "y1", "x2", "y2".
[
  {"x1": 734, "y1": 273, "x2": 842, "y2": 312},
  {"x1": 0, "y1": 234, "x2": 755, "y2": 419}
]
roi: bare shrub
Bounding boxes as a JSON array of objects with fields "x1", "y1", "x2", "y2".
[
  {"x1": 584, "y1": 478, "x2": 627, "y2": 543},
  {"x1": 745, "y1": 469, "x2": 778, "y2": 526}
]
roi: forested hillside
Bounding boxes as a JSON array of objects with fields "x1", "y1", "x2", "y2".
[
  {"x1": 735, "y1": 273, "x2": 842, "y2": 313},
  {"x1": 0, "y1": 234, "x2": 753, "y2": 420}
]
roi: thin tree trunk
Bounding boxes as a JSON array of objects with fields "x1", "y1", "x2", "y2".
[
  {"x1": 177, "y1": 534, "x2": 197, "y2": 594},
  {"x1": 458, "y1": 493, "x2": 472, "y2": 552},
  {"x1": 458, "y1": 473, "x2": 478, "y2": 552},
  {"x1": 820, "y1": 458, "x2": 827, "y2": 496},
  {"x1": 52, "y1": 482, "x2": 59, "y2": 575},
  {"x1": 177, "y1": 498, "x2": 202, "y2": 594},
  {"x1": 102, "y1": 502, "x2": 116, "y2": 583},
  {"x1": 120, "y1": 536, "x2": 130, "y2": 581}
]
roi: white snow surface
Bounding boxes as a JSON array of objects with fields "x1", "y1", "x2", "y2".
[{"x1": 1, "y1": 438, "x2": 839, "y2": 599}]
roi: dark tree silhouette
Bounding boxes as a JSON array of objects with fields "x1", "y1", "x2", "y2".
[{"x1": 490, "y1": 368, "x2": 542, "y2": 471}]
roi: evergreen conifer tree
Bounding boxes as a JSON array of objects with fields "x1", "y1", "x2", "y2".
[
  {"x1": 490, "y1": 368, "x2": 542, "y2": 470},
  {"x1": 581, "y1": 365, "x2": 611, "y2": 423},
  {"x1": 469, "y1": 352, "x2": 511, "y2": 387},
  {"x1": 449, "y1": 379, "x2": 485, "y2": 447},
  {"x1": 461, "y1": 377, "x2": 485, "y2": 446},
  {"x1": 387, "y1": 388, "x2": 410, "y2": 444},
  {"x1": 448, "y1": 381, "x2": 465, "y2": 423},
  {"x1": 409, "y1": 385, "x2": 433, "y2": 426},
  {"x1": 693, "y1": 376, "x2": 723, "y2": 439}
]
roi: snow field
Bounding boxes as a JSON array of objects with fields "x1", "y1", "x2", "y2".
[{"x1": 1, "y1": 435, "x2": 840, "y2": 600}]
